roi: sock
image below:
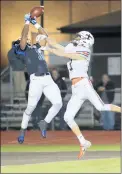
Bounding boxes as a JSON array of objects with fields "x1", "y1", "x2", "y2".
[
  {"x1": 77, "y1": 134, "x2": 86, "y2": 145},
  {"x1": 19, "y1": 128, "x2": 26, "y2": 136},
  {"x1": 39, "y1": 120, "x2": 48, "y2": 130},
  {"x1": 65, "y1": 121, "x2": 86, "y2": 145}
]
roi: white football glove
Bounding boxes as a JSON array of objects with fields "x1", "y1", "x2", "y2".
[{"x1": 24, "y1": 13, "x2": 31, "y2": 22}]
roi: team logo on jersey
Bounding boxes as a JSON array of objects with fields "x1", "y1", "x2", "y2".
[
  {"x1": 35, "y1": 48, "x2": 44, "y2": 60},
  {"x1": 76, "y1": 51, "x2": 90, "y2": 57}
]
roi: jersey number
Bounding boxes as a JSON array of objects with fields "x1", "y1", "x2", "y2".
[{"x1": 69, "y1": 59, "x2": 73, "y2": 71}]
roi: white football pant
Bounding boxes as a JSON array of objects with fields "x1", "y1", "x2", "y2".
[
  {"x1": 21, "y1": 74, "x2": 62, "y2": 129},
  {"x1": 64, "y1": 78, "x2": 110, "y2": 128}
]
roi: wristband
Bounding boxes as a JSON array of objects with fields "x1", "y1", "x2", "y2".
[
  {"x1": 34, "y1": 23, "x2": 41, "y2": 29},
  {"x1": 25, "y1": 21, "x2": 30, "y2": 25}
]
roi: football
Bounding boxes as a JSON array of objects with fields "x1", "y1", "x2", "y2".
[{"x1": 30, "y1": 6, "x2": 44, "y2": 18}]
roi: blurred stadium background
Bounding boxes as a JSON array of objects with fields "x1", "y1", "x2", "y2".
[
  {"x1": 1, "y1": 0, "x2": 121, "y2": 131},
  {"x1": 1, "y1": 1, "x2": 121, "y2": 173}
]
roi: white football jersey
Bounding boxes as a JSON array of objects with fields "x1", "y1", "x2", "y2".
[{"x1": 65, "y1": 43, "x2": 91, "y2": 79}]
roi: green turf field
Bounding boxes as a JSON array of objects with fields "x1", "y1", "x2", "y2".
[
  {"x1": 1, "y1": 158, "x2": 120, "y2": 173},
  {"x1": 1, "y1": 144, "x2": 120, "y2": 152},
  {"x1": 1, "y1": 144, "x2": 120, "y2": 173}
]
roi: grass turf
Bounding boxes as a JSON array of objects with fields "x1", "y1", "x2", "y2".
[
  {"x1": 1, "y1": 158, "x2": 120, "y2": 173},
  {"x1": 1, "y1": 144, "x2": 120, "y2": 152}
]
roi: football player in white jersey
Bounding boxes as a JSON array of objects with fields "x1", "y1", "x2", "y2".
[{"x1": 41, "y1": 31, "x2": 121, "y2": 159}]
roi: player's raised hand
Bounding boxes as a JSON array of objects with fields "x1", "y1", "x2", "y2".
[
  {"x1": 24, "y1": 13, "x2": 31, "y2": 23},
  {"x1": 24, "y1": 13, "x2": 37, "y2": 25},
  {"x1": 30, "y1": 16, "x2": 37, "y2": 25}
]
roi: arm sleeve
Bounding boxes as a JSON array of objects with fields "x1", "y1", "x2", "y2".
[
  {"x1": 7, "y1": 46, "x2": 25, "y2": 71},
  {"x1": 14, "y1": 44, "x2": 27, "y2": 56}
]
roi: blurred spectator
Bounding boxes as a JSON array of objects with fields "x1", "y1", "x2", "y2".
[
  {"x1": 51, "y1": 68, "x2": 67, "y2": 98},
  {"x1": 95, "y1": 74, "x2": 115, "y2": 130},
  {"x1": 24, "y1": 72, "x2": 45, "y2": 129},
  {"x1": 51, "y1": 68, "x2": 67, "y2": 130}
]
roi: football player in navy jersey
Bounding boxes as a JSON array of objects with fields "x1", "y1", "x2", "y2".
[{"x1": 8, "y1": 14, "x2": 62, "y2": 143}]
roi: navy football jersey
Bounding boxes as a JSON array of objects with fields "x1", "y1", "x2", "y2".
[{"x1": 8, "y1": 41, "x2": 49, "y2": 75}]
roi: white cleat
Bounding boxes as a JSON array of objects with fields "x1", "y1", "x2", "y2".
[{"x1": 78, "y1": 140, "x2": 92, "y2": 159}]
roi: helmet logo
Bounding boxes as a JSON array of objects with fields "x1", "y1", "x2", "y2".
[{"x1": 86, "y1": 33, "x2": 92, "y2": 40}]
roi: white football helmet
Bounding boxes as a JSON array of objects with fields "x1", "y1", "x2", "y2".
[
  {"x1": 36, "y1": 34, "x2": 47, "y2": 42},
  {"x1": 72, "y1": 31, "x2": 94, "y2": 48}
]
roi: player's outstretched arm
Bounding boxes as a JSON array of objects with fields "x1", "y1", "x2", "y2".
[
  {"x1": 65, "y1": 53, "x2": 85, "y2": 60},
  {"x1": 47, "y1": 47, "x2": 65, "y2": 57},
  {"x1": 30, "y1": 17, "x2": 48, "y2": 37},
  {"x1": 20, "y1": 14, "x2": 30, "y2": 50},
  {"x1": 47, "y1": 47, "x2": 85, "y2": 60},
  {"x1": 46, "y1": 38, "x2": 65, "y2": 51},
  {"x1": 46, "y1": 38, "x2": 85, "y2": 60},
  {"x1": 38, "y1": 27, "x2": 48, "y2": 37}
]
